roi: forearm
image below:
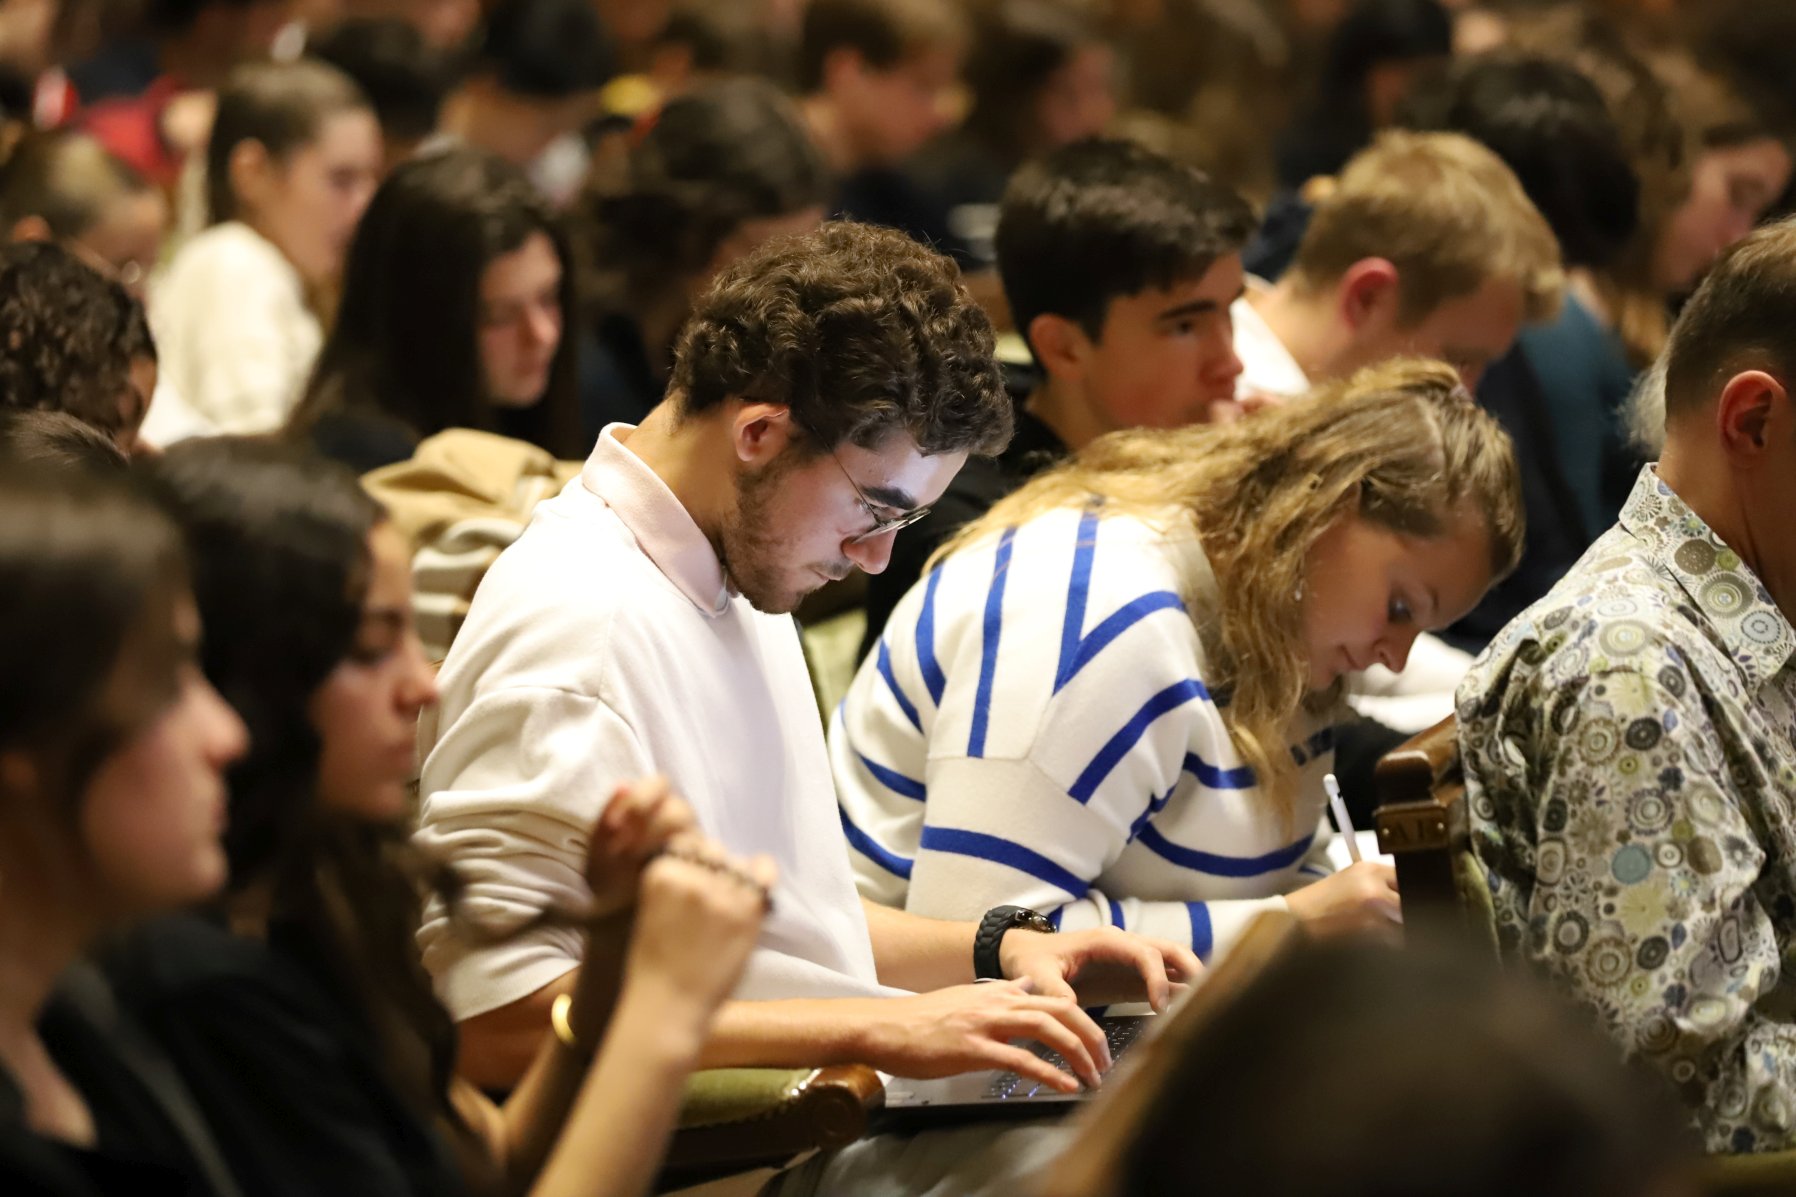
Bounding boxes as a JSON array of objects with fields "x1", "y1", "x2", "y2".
[
  {"x1": 456, "y1": 970, "x2": 580, "y2": 1093},
  {"x1": 524, "y1": 982, "x2": 711, "y2": 1197},
  {"x1": 495, "y1": 923, "x2": 632, "y2": 1186},
  {"x1": 700, "y1": 997, "x2": 885, "y2": 1069},
  {"x1": 861, "y1": 897, "x2": 976, "y2": 992}
]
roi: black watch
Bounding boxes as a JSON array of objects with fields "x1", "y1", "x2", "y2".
[{"x1": 974, "y1": 905, "x2": 1056, "y2": 981}]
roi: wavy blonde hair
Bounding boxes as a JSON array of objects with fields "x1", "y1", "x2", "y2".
[{"x1": 939, "y1": 359, "x2": 1524, "y2": 819}]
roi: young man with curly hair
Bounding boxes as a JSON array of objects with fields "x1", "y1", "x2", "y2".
[
  {"x1": 0, "y1": 241, "x2": 153, "y2": 453},
  {"x1": 414, "y1": 225, "x2": 1200, "y2": 1186}
]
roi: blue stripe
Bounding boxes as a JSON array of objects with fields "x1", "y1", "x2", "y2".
[
  {"x1": 1056, "y1": 591, "x2": 1186, "y2": 693},
  {"x1": 1107, "y1": 896, "x2": 1125, "y2": 929},
  {"x1": 875, "y1": 640, "x2": 921, "y2": 732},
  {"x1": 856, "y1": 752, "x2": 925, "y2": 802},
  {"x1": 1291, "y1": 727, "x2": 1335, "y2": 766},
  {"x1": 1048, "y1": 907, "x2": 1064, "y2": 930},
  {"x1": 1069, "y1": 679, "x2": 1212, "y2": 804},
  {"x1": 916, "y1": 567, "x2": 946, "y2": 705},
  {"x1": 1183, "y1": 750, "x2": 1256, "y2": 790},
  {"x1": 1136, "y1": 823, "x2": 1316, "y2": 877},
  {"x1": 1187, "y1": 902, "x2": 1214, "y2": 962},
  {"x1": 967, "y1": 528, "x2": 1015, "y2": 758},
  {"x1": 918, "y1": 827, "x2": 1090, "y2": 898},
  {"x1": 1128, "y1": 780, "x2": 1179, "y2": 842},
  {"x1": 1055, "y1": 507, "x2": 1100, "y2": 689},
  {"x1": 838, "y1": 805, "x2": 913, "y2": 879}
]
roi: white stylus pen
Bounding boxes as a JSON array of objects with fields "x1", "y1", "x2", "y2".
[{"x1": 1324, "y1": 773, "x2": 1361, "y2": 864}]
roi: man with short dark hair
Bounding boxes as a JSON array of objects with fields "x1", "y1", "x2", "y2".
[
  {"x1": 417, "y1": 223, "x2": 1198, "y2": 1135},
  {"x1": 860, "y1": 137, "x2": 1255, "y2": 655},
  {"x1": 1462, "y1": 216, "x2": 1796, "y2": 1154}
]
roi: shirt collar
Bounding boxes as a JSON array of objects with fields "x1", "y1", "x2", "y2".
[
  {"x1": 1620, "y1": 465, "x2": 1796, "y2": 691},
  {"x1": 581, "y1": 424, "x2": 731, "y2": 616}
]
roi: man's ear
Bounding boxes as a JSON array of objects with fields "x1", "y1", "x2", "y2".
[
  {"x1": 1027, "y1": 312, "x2": 1092, "y2": 383},
  {"x1": 730, "y1": 399, "x2": 802, "y2": 466},
  {"x1": 1337, "y1": 258, "x2": 1401, "y2": 333},
  {"x1": 1715, "y1": 368, "x2": 1786, "y2": 464}
]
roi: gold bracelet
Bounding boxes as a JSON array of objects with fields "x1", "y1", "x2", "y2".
[{"x1": 550, "y1": 991, "x2": 582, "y2": 1051}]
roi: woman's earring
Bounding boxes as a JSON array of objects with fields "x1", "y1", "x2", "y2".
[{"x1": 1294, "y1": 579, "x2": 1305, "y2": 602}]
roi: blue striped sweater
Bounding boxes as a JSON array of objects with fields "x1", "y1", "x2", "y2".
[{"x1": 829, "y1": 504, "x2": 1343, "y2": 962}]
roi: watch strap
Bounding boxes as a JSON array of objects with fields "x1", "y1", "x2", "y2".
[{"x1": 974, "y1": 904, "x2": 1054, "y2": 980}]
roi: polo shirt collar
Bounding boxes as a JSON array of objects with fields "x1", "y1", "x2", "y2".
[{"x1": 581, "y1": 424, "x2": 731, "y2": 616}]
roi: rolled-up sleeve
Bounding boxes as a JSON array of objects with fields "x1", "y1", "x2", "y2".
[{"x1": 414, "y1": 685, "x2": 653, "y2": 1020}]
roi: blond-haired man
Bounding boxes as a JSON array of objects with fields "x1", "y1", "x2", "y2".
[{"x1": 1234, "y1": 130, "x2": 1563, "y2": 399}]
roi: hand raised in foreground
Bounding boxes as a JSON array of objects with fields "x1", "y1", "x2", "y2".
[
  {"x1": 625, "y1": 835, "x2": 778, "y2": 1019},
  {"x1": 583, "y1": 776, "x2": 700, "y2": 921}
]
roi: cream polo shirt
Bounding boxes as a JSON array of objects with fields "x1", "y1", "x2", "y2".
[{"x1": 414, "y1": 425, "x2": 888, "y2": 1019}]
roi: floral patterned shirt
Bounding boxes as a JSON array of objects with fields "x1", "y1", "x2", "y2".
[{"x1": 1459, "y1": 466, "x2": 1796, "y2": 1153}]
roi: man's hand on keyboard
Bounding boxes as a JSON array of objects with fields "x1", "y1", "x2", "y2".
[{"x1": 844, "y1": 980, "x2": 1110, "y2": 1092}]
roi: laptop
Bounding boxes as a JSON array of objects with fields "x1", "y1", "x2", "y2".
[{"x1": 876, "y1": 1012, "x2": 1155, "y2": 1128}]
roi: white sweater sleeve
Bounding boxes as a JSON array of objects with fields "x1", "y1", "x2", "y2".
[{"x1": 414, "y1": 684, "x2": 654, "y2": 1020}]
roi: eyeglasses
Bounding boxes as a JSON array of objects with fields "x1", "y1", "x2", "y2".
[{"x1": 829, "y1": 451, "x2": 932, "y2": 544}]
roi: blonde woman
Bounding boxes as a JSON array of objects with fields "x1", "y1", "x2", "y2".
[{"x1": 831, "y1": 359, "x2": 1523, "y2": 961}]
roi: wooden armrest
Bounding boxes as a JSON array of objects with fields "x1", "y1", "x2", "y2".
[
  {"x1": 1373, "y1": 716, "x2": 1471, "y2": 937},
  {"x1": 1704, "y1": 1149, "x2": 1796, "y2": 1196},
  {"x1": 660, "y1": 1065, "x2": 884, "y2": 1186}
]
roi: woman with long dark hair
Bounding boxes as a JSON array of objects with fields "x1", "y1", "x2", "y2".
[
  {"x1": 0, "y1": 467, "x2": 248, "y2": 1196},
  {"x1": 114, "y1": 439, "x2": 772, "y2": 1197},
  {"x1": 288, "y1": 147, "x2": 583, "y2": 473}
]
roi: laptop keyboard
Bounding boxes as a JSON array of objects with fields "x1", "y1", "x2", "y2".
[{"x1": 980, "y1": 1017, "x2": 1145, "y2": 1100}]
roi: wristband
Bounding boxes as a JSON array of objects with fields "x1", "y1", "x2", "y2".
[{"x1": 974, "y1": 905, "x2": 1055, "y2": 980}]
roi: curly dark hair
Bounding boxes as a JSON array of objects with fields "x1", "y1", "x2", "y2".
[
  {"x1": 672, "y1": 220, "x2": 1012, "y2": 456},
  {"x1": 0, "y1": 242, "x2": 142, "y2": 441}
]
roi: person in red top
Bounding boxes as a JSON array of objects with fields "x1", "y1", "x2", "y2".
[{"x1": 77, "y1": 0, "x2": 286, "y2": 188}]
